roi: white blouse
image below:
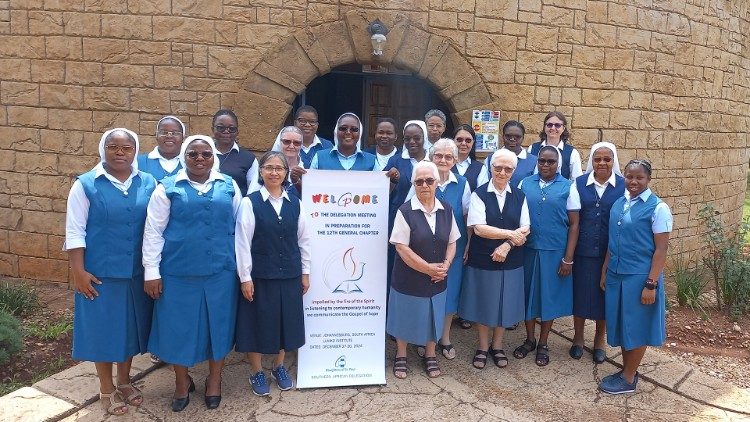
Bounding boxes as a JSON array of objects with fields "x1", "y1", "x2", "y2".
[
  {"x1": 467, "y1": 182, "x2": 531, "y2": 228},
  {"x1": 390, "y1": 196, "x2": 461, "y2": 246}
]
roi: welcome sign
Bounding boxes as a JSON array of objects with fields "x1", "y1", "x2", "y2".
[{"x1": 297, "y1": 170, "x2": 389, "y2": 388}]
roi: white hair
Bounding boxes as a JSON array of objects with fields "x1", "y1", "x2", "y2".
[
  {"x1": 429, "y1": 138, "x2": 458, "y2": 160},
  {"x1": 411, "y1": 160, "x2": 440, "y2": 182},
  {"x1": 424, "y1": 109, "x2": 447, "y2": 123},
  {"x1": 490, "y1": 148, "x2": 518, "y2": 168}
]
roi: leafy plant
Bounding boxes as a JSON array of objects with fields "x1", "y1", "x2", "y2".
[
  {"x1": 698, "y1": 203, "x2": 750, "y2": 318},
  {"x1": 0, "y1": 282, "x2": 39, "y2": 317},
  {"x1": 25, "y1": 320, "x2": 72, "y2": 341},
  {"x1": 0, "y1": 309, "x2": 23, "y2": 366},
  {"x1": 669, "y1": 249, "x2": 707, "y2": 313}
]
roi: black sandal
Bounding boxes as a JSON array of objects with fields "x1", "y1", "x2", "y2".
[
  {"x1": 489, "y1": 348, "x2": 508, "y2": 368},
  {"x1": 472, "y1": 349, "x2": 488, "y2": 369},
  {"x1": 535, "y1": 344, "x2": 550, "y2": 367},
  {"x1": 423, "y1": 356, "x2": 441, "y2": 378},
  {"x1": 393, "y1": 357, "x2": 408, "y2": 379},
  {"x1": 513, "y1": 339, "x2": 537, "y2": 359},
  {"x1": 439, "y1": 343, "x2": 456, "y2": 360},
  {"x1": 458, "y1": 318, "x2": 473, "y2": 329}
]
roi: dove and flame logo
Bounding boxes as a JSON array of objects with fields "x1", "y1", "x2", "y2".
[{"x1": 323, "y1": 246, "x2": 366, "y2": 293}]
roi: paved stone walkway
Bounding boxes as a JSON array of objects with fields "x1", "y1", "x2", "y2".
[{"x1": 2, "y1": 317, "x2": 749, "y2": 421}]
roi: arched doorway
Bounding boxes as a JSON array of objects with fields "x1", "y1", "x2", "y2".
[
  {"x1": 234, "y1": 10, "x2": 496, "y2": 152},
  {"x1": 291, "y1": 63, "x2": 454, "y2": 149}
]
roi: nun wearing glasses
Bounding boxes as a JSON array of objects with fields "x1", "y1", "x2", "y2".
[
  {"x1": 143, "y1": 135, "x2": 241, "y2": 412},
  {"x1": 137, "y1": 116, "x2": 185, "y2": 181},
  {"x1": 65, "y1": 128, "x2": 156, "y2": 416},
  {"x1": 271, "y1": 126, "x2": 306, "y2": 198},
  {"x1": 568, "y1": 142, "x2": 625, "y2": 364},
  {"x1": 309, "y1": 112, "x2": 377, "y2": 171}
]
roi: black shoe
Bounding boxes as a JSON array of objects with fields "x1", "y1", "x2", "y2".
[
  {"x1": 593, "y1": 348, "x2": 606, "y2": 364},
  {"x1": 204, "y1": 379, "x2": 222, "y2": 410},
  {"x1": 569, "y1": 344, "x2": 584, "y2": 360},
  {"x1": 171, "y1": 376, "x2": 195, "y2": 412}
]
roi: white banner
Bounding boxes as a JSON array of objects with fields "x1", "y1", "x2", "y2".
[{"x1": 297, "y1": 170, "x2": 389, "y2": 388}]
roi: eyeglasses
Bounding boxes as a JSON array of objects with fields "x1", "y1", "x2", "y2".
[
  {"x1": 593, "y1": 156, "x2": 613, "y2": 163},
  {"x1": 338, "y1": 126, "x2": 359, "y2": 133},
  {"x1": 414, "y1": 178, "x2": 436, "y2": 187},
  {"x1": 454, "y1": 137, "x2": 473, "y2": 144},
  {"x1": 492, "y1": 165, "x2": 515, "y2": 174},
  {"x1": 186, "y1": 150, "x2": 213, "y2": 160},
  {"x1": 545, "y1": 122, "x2": 563, "y2": 129},
  {"x1": 427, "y1": 123, "x2": 445, "y2": 129},
  {"x1": 503, "y1": 134, "x2": 523, "y2": 141},
  {"x1": 261, "y1": 165, "x2": 286, "y2": 173},
  {"x1": 214, "y1": 125, "x2": 238, "y2": 133},
  {"x1": 295, "y1": 118, "x2": 318, "y2": 126},
  {"x1": 281, "y1": 138, "x2": 303, "y2": 147},
  {"x1": 157, "y1": 130, "x2": 183, "y2": 138},
  {"x1": 537, "y1": 158, "x2": 558, "y2": 166},
  {"x1": 105, "y1": 144, "x2": 135, "y2": 154},
  {"x1": 432, "y1": 153, "x2": 455, "y2": 162}
]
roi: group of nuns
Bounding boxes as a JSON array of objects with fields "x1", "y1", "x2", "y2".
[{"x1": 65, "y1": 107, "x2": 673, "y2": 415}]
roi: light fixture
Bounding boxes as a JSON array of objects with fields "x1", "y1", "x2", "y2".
[{"x1": 367, "y1": 19, "x2": 389, "y2": 56}]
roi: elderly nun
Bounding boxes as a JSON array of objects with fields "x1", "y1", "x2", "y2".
[
  {"x1": 137, "y1": 116, "x2": 186, "y2": 181},
  {"x1": 271, "y1": 125, "x2": 306, "y2": 197},
  {"x1": 142, "y1": 135, "x2": 241, "y2": 412},
  {"x1": 65, "y1": 128, "x2": 157, "y2": 416}
]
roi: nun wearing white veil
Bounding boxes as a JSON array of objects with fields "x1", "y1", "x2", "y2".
[
  {"x1": 567, "y1": 141, "x2": 625, "y2": 364},
  {"x1": 142, "y1": 135, "x2": 242, "y2": 412},
  {"x1": 65, "y1": 128, "x2": 157, "y2": 416},
  {"x1": 309, "y1": 112, "x2": 377, "y2": 170}
]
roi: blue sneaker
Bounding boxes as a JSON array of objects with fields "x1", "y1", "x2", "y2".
[
  {"x1": 249, "y1": 371, "x2": 270, "y2": 396},
  {"x1": 600, "y1": 370, "x2": 623, "y2": 384},
  {"x1": 599, "y1": 372, "x2": 639, "y2": 395},
  {"x1": 271, "y1": 365, "x2": 294, "y2": 391}
]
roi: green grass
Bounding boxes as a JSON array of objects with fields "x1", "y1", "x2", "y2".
[
  {"x1": 0, "y1": 283, "x2": 39, "y2": 317},
  {"x1": 24, "y1": 320, "x2": 72, "y2": 341},
  {"x1": 745, "y1": 170, "x2": 750, "y2": 242}
]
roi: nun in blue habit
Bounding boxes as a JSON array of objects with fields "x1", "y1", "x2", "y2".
[
  {"x1": 65, "y1": 128, "x2": 156, "y2": 416},
  {"x1": 142, "y1": 135, "x2": 241, "y2": 412},
  {"x1": 598, "y1": 159, "x2": 672, "y2": 395},
  {"x1": 137, "y1": 115, "x2": 185, "y2": 181},
  {"x1": 513, "y1": 145, "x2": 580, "y2": 367}
]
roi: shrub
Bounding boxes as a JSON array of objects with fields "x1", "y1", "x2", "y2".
[
  {"x1": 0, "y1": 309, "x2": 23, "y2": 366},
  {"x1": 698, "y1": 204, "x2": 750, "y2": 318},
  {"x1": 669, "y1": 249, "x2": 707, "y2": 312},
  {"x1": 0, "y1": 282, "x2": 39, "y2": 317}
]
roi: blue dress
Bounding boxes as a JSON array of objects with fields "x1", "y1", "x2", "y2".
[
  {"x1": 148, "y1": 175, "x2": 239, "y2": 367},
  {"x1": 137, "y1": 154, "x2": 181, "y2": 181},
  {"x1": 572, "y1": 174, "x2": 624, "y2": 320},
  {"x1": 605, "y1": 190, "x2": 669, "y2": 350},
  {"x1": 520, "y1": 173, "x2": 575, "y2": 321},
  {"x1": 384, "y1": 154, "x2": 419, "y2": 291},
  {"x1": 72, "y1": 170, "x2": 156, "y2": 362},
  {"x1": 436, "y1": 176, "x2": 468, "y2": 314}
]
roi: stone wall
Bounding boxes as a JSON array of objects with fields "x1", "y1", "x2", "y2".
[{"x1": 0, "y1": 0, "x2": 748, "y2": 285}]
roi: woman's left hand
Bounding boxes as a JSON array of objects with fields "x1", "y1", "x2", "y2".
[
  {"x1": 301, "y1": 274, "x2": 310, "y2": 295},
  {"x1": 641, "y1": 288, "x2": 656, "y2": 305},
  {"x1": 386, "y1": 168, "x2": 400, "y2": 184},
  {"x1": 557, "y1": 259, "x2": 573, "y2": 277}
]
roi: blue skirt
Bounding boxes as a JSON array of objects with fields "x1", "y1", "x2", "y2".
[
  {"x1": 523, "y1": 248, "x2": 573, "y2": 321},
  {"x1": 72, "y1": 276, "x2": 152, "y2": 362},
  {"x1": 444, "y1": 237, "x2": 467, "y2": 314},
  {"x1": 386, "y1": 288, "x2": 446, "y2": 345},
  {"x1": 572, "y1": 255, "x2": 606, "y2": 320},
  {"x1": 148, "y1": 269, "x2": 238, "y2": 367},
  {"x1": 235, "y1": 277, "x2": 305, "y2": 354},
  {"x1": 605, "y1": 271, "x2": 666, "y2": 350},
  {"x1": 458, "y1": 266, "x2": 525, "y2": 328}
]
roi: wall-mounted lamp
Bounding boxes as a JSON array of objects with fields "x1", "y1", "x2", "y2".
[{"x1": 367, "y1": 19, "x2": 389, "y2": 56}]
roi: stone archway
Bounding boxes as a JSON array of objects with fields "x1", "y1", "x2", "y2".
[{"x1": 234, "y1": 10, "x2": 498, "y2": 152}]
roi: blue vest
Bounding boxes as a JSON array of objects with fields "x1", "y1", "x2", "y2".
[
  {"x1": 137, "y1": 154, "x2": 182, "y2": 181},
  {"x1": 160, "y1": 175, "x2": 236, "y2": 277},
  {"x1": 452, "y1": 160, "x2": 484, "y2": 191},
  {"x1": 315, "y1": 148, "x2": 376, "y2": 171},
  {"x1": 574, "y1": 173, "x2": 625, "y2": 258},
  {"x1": 510, "y1": 153, "x2": 537, "y2": 188},
  {"x1": 218, "y1": 147, "x2": 256, "y2": 196},
  {"x1": 530, "y1": 141, "x2": 574, "y2": 179},
  {"x1": 467, "y1": 183, "x2": 525, "y2": 270},
  {"x1": 521, "y1": 173, "x2": 572, "y2": 250},
  {"x1": 78, "y1": 170, "x2": 156, "y2": 278},
  {"x1": 608, "y1": 193, "x2": 661, "y2": 274},
  {"x1": 248, "y1": 191, "x2": 302, "y2": 280},
  {"x1": 300, "y1": 137, "x2": 334, "y2": 168},
  {"x1": 391, "y1": 200, "x2": 453, "y2": 297},
  {"x1": 436, "y1": 176, "x2": 468, "y2": 241}
]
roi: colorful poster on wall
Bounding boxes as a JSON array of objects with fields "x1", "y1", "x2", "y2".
[
  {"x1": 472, "y1": 110, "x2": 501, "y2": 152},
  {"x1": 297, "y1": 170, "x2": 389, "y2": 388}
]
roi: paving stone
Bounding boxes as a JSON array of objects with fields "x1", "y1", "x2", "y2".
[{"x1": 0, "y1": 386, "x2": 75, "y2": 422}]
